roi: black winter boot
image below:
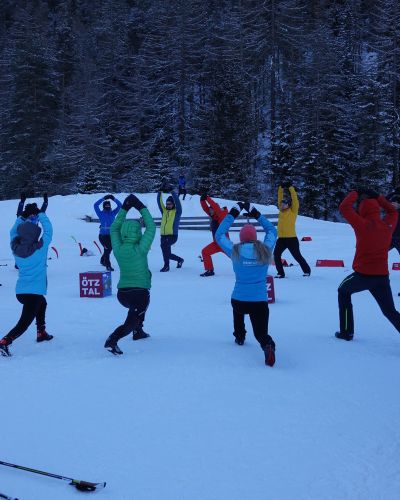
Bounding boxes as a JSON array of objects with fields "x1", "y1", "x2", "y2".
[
  {"x1": 132, "y1": 328, "x2": 150, "y2": 341},
  {"x1": 160, "y1": 265, "x2": 170, "y2": 272},
  {"x1": 0, "y1": 339, "x2": 11, "y2": 357},
  {"x1": 104, "y1": 337, "x2": 123, "y2": 355},
  {"x1": 177, "y1": 258, "x2": 184, "y2": 269},
  {"x1": 263, "y1": 338, "x2": 276, "y2": 367},
  {"x1": 200, "y1": 270, "x2": 215, "y2": 277},
  {"x1": 37, "y1": 326, "x2": 53, "y2": 343},
  {"x1": 335, "y1": 331, "x2": 353, "y2": 341}
]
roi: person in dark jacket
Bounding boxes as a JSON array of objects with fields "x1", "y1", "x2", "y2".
[
  {"x1": 157, "y1": 189, "x2": 183, "y2": 272},
  {"x1": 0, "y1": 205, "x2": 53, "y2": 357},
  {"x1": 104, "y1": 194, "x2": 156, "y2": 355},
  {"x1": 387, "y1": 187, "x2": 400, "y2": 256},
  {"x1": 178, "y1": 174, "x2": 187, "y2": 200},
  {"x1": 215, "y1": 202, "x2": 277, "y2": 366},
  {"x1": 93, "y1": 194, "x2": 122, "y2": 271},
  {"x1": 199, "y1": 194, "x2": 228, "y2": 276},
  {"x1": 336, "y1": 188, "x2": 400, "y2": 341}
]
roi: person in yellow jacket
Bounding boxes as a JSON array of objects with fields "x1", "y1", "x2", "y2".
[
  {"x1": 157, "y1": 189, "x2": 184, "y2": 272},
  {"x1": 273, "y1": 182, "x2": 311, "y2": 278}
]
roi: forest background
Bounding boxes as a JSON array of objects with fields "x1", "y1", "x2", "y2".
[{"x1": 0, "y1": 0, "x2": 399, "y2": 220}]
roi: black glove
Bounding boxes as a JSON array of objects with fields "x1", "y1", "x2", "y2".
[
  {"x1": 200, "y1": 194, "x2": 208, "y2": 202},
  {"x1": 130, "y1": 194, "x2": 146, "y2": 211},
  {"x1": 122, "y1": 194, "x2": 136, "y2": 211},
  {"x1": 22, "y1": 203, "x2": 40, "y2": 218},
  {"x1": 229, "y1": 203, "x2": 241, "y2": 219},
  {"x1": 281, "y1": 181, "x2": 292, "y2": 189},
  {"x1": 363, "y1": 188, "x2": 380, "y2": 199},
  {"x1": 238, "y1": 201, "x2": 250, "y2": 212},
  {"x1": 104, "y1": 194, "x2": 115, "y2": 201},
  {"x1": 248, "y1": 205, "x2": 261, "y2": 219},
  {"x1": 20, "y1": 192, "x2": 27, "y2": 203},
  {"x1": 43, "y1": 193, "x2": 48, "y2": 204}
]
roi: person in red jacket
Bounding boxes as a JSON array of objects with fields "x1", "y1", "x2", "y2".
[
  {"x1": 336, "y1": 188, "x2": 400, "y2": 340},
  {"x1": 199, "y1": 194, "x2": 229, "y2": 277}
]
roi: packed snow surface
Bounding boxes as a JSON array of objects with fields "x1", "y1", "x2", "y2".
[{"x1": 0, "y1": 193, "x2": 399, "y2": 500}]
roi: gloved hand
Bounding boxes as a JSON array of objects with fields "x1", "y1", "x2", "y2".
[
  {"x1": 22, "y1": 203, "x2": 40, "y2": 219},
  {"x1": 200, "y1": 194, "x2": 208, "y2": 202},
  {"x1": 363, "y1": 188, "x2": 380, "y2": 199},
  {"x1": 104, "y1": 194, "x2": 115, "y2": 201},
  {"x1": 281, "y1": 181, "x2": 292, "y2": 189},
  {"x1": 130, "y1": 194, "x2": 146, "y2": 211},
  {"x1": 238, "y1": 201, "x2": 250, "y2": 212},
  {"x1": 20, "y1": 192, "x2": 27, "y2": 203},
  {"x1": 229, "y1": 203, "x2": 242, "y2": 218},
  {"x1": 122, "y1": 194, "x2": 136, "y2": 211},
  {"x1": 248, "y1": 205, "x2": 261, "y2": 219}
]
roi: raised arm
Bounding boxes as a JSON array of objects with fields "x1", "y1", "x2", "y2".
[
  {"x1": 289, "y1": 186, "x2": 299, "y2": 215},
  {"x1": 378, "y1": 195, "x2": 399, "y2": 230},
  {"x1": 215, "y1": 213, "x2": 236, "y2": 257},
  {"x1": 38, "y1": 213, "x2": 53, "y2": 247},
  {"x1": 339, "y1": 191, "x2": 367, "y2": 229},
  {"x1": 171, "y1": 190, "x2": 182, "y2": 216},
  {"x1": 278, "y1": 186, "x2": 283, "y2": 209},
  {"x1": 157, "y1": 192, "x2": 165, "y2": 214},
  {"x1": 207, "y1": 197, "x2": 224, "y2": 219},
  {"x1": 110, "y1": 208, "x2": 125, "y2": 254},
  {"x1": 111, "y1": 197, "x2": 122, "y2": 215},
  {"x1": 93, "y1": 197, "x2": 104, "y2": 218}
]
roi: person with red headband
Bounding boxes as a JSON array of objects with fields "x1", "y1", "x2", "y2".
[
  {"x1": 199, "y1": 194, "x2": 229, "y2": 277},
  {"x1": 215, "y1": 202, "x2": 277, "y2": 366}
]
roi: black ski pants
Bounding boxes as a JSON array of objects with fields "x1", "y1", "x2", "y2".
[
  {"x1": 338, "y1": 272, "x2": 400, "y2": 335},
  {"x1": 273, "y1": 237, "x2": 311, "y2": 277},
  {"x1": 109, "y1": 288, "x2": 150, "y2": 343},
  {"x1": 4, "y1": 294, "x2": 47, "y2": 344},
  {"x1": 231, "y1": 299, "x2": 274, "y2": 349},
  {"x1": 99, "y1": 234, "x2": 112, "y2": 267},
  {"x1": 160, "y1": 235, "x2": 181, "y2": 267}
]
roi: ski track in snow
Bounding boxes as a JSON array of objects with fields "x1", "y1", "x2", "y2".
[{"x1": 0, "y1": 193, "x2": 399, "y2": 500}]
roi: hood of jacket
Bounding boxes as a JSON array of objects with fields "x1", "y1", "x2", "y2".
[
  {"x1": 358, "y1": 199, "x2": 381, "y2": 221},
  {"x1": 121, "y1": 220, "x2": 142, "y2": 243},
  {"x1": 12, "y1": 221, "x2": 43, "y2": 258}
]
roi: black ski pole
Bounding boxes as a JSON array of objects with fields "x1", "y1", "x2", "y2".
[
  {"x1": 0, "y1": 460, "x2": 106, "y2": 492},
  {"x1": 0, "y1": 492, "x2": 19, "y2": 500}
]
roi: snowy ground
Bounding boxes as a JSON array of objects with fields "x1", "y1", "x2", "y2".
[{"x1": 0, "y1": 193, "x2": 400, "y2": 500}]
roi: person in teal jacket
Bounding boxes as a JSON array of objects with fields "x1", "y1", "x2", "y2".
[
  {"x1": 0, "y1": 207, "x2": 53, "y2": 357},
  {"x1": 215, "y1": 202, "x2": 277, "y2": 366},
  {"x1": 104, "y1": 194, "x2": 156, "y2": 355},
  {"x1": 157, "y1": 189, "x2": 183, "y2": 272}
]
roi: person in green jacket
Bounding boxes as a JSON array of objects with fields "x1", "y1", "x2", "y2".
[{"x1": 104, "y1": 194, "x2": 156, "y2": 355}]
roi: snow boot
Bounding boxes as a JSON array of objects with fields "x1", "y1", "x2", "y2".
[
  {"x1": 200, "y1": 270, "x2": 215, "y2": 277},
  {"x1": 160, "y1": 265, "x2": 170, "y2": 272},
  {"x1": 263, "y1": 340, "x2": 276, "y2": 367},
  {"x1": 335, "y1": 331, "x2": 353, "y2": 341},
  {"x1": 132, "y1": 328, "x2": 150, "y2": 341},
  {"x1": 36, "y1": 326, "x2": 53, "y2": 343},
  {"x1": 233, "y1": 332, "x2": 245, "y2": 345},
  {"x1": 177, "y1": 258, "x2": 184, "y2": 269},
  {"x1": 104, "y1": 337, "x2": 123, "y2": 355},
  {"x1": 275, "y1": 274, "x2": 285, "y2": 279},
  {"x1": 0, "y1": 339, "x2": 11, "y2": 357},
  {"x1": 303, "y1": 272, "x2": 311, "y2": 277}
]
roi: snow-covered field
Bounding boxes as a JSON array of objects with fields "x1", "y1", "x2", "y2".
[{"x1": 1, "y1": 193, "x2": 399, "y2": 500}]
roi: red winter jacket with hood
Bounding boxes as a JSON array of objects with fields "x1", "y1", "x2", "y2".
[{"x1": 339, "y1": 191, "x2": 398, "y2": 275}]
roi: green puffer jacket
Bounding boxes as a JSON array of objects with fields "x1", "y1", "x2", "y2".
[{"x1": 110, "y1": 207, "x2": 156, "y2": 289}]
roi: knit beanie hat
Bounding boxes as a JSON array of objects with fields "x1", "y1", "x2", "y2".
[{"x1": 239, "y1": 224, "x2": 257, "y2": 242}]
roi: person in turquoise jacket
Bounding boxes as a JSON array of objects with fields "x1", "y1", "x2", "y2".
[
  {"x1": 0, "y1": 206, "x2": 53, "y2": 357},
  {"x1": 104, "y1": 194, "x2": 156, "y2": 355},
  {"x1": 215, "y1": 202, "x2": 277, "y2": 366},
  {"x1": 157, "y1": 189, "x2": 183, "y2": 272}
]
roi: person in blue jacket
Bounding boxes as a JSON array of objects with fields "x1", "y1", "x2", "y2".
[
  {"x1": 93, "y1": 194, "x2": 122, "y2": 271},
  {"x1": 215, "y1": 202, "x2": 277, "y2": 366},
  {"x1": 0, "y1": 205, "x2": 53, "y2": 357}
]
